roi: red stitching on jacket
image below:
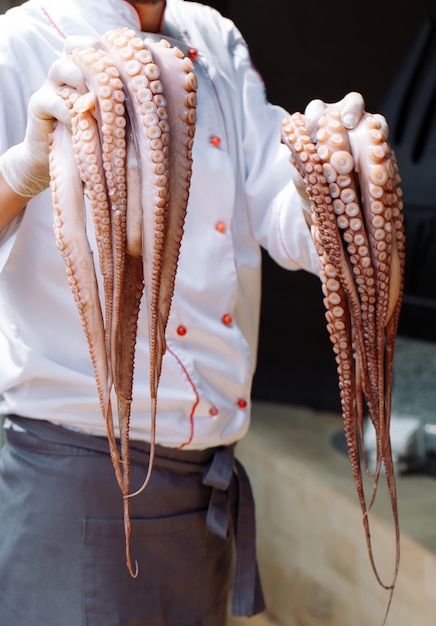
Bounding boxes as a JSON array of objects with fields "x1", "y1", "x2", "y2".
[
  {"x1": 166, "y1": 346, "x2": 199, "y2": 449},
  {"x1": 41, "y1": 7, "x2": 67, "y2": 39}
]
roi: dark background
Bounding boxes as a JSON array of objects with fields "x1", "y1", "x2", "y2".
[
  {"x1": 2, "y1": 0, "x2": 435, "y2": 411},
  {"x1": 201, "y1": 0, "x2": 434, "y2": 114}
]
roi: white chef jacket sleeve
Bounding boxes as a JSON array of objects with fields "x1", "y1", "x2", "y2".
[{"x1": 231, "y1": 30, "x2": 320, "y2": 276}]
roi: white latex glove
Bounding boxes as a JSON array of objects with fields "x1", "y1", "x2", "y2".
[
  {"x1": 291, "y1": 164, "x2": 311, "y2": 219},
  {"x1": 0, "y1": 57, "x2": 87, "y2": 198},
  {"x1": 304, "y1": 91, "x2": 366, "y2": 141},
  {"x1": 292, "y1": 91, "x2": 367, "y2": 222}
]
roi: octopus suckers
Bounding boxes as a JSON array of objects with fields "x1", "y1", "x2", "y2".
[
  {"x1": 48, "y1": 27, "x2": 198, "y2": 578},
  {"x1": 281, "y1": 107, "x2": 405, "y2": 621}
]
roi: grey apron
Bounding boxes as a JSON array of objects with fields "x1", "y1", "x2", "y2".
[{"x1": 0, "y1": 416, "x2": 264, "y2": 625}]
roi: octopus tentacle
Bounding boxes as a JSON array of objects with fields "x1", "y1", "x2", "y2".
[
  {"x1": 68, "y1": 47, "x2": 133, "y2": 496},
  {"x1": 114, "y1": 253, "x2": 144, "y2": 579},
  {"x1": 49, "y1": 120, "x2": 117, "y2": 474},
  {"x1": 70, "y1": 104, "x2": 126, "y2": 484},
  {"x1": 100, "y1": 29, "x2": 171, "y2": 494},
  {"x1": 100, "y1": 29, "x2": 197, "y2": 497},
  {"x1": 69, "y1": 46, "x2": 130, "y2": 396},
  {"x1": 282, "y1": 114, "x2": 378, "y2": 581},
  {"x1": 62, "y1": 50, "x2": 142, "y2": 576},
  {"x1": 72, "y1": 103, "x2": 113, "y2": 363},
  {"x1": 281, "y1": 109, "x2": 405, "y2": 617},
  {"x1": 143, "y1": 37, "x2": 197, "y2": 336},
  {"x1": 350, "y1": 115, "x2": 405, "y2": 506},
  {"x1": 315, "y1": 112, "x2": 385, "y2": 486},
  {"x1": 49, "y1": 29, "x2": 197, "y2": 576},
  {"x1": 316, "y1": 112, "x2": 379, "y2": 420},
  {"x1": 56, "y1": 76, "x2": 139, "y2": 578}
]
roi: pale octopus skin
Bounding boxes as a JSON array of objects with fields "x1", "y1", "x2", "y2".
[
  {"x1": 48, "y1": 28, "x2": 197, "y2": 576},
  {"x1": 281, "y1": 110, "x2": 405, "y2": 620}
]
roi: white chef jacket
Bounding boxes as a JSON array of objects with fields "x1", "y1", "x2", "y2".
[{"x1": 0, "y1": 0, "x2": 319, "y2": 448}]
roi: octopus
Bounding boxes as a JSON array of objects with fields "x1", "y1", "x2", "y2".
[
  {"x1": 47, "y1": 26, "x2": 404, "y2": 617},
  {"x1": 48, "y1": 27, "x2": 197, "y2": 576},
  {"x1": 281, "y1": 109, "x2": 405, "y2": 621}
]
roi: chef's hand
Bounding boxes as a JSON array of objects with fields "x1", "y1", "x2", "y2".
[
  {"x1": 292, "y1": 91, "x2": 368, "y2": 223},
  {"x1": 0, "y1": 57, "x2": 86, "y2": 198},
  {"x1": 304, "y1": 91, "x2": 366, "y2": 140}
]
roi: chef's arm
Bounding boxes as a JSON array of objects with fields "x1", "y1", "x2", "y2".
[{"x1": 0, "y1": 172, "x2": 28, "y2": 231}]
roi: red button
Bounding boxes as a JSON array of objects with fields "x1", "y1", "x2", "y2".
[
  {"x1": 209, "y1": 406, "x2": 219, "y2": 417},
  {"x1": 188, "y1": 48, "x2": 198, "y2": 61},
  {"x1": 237, "y1": 399, "x2": 248, "y2": 409},
  {"x1": 177, "y1": 325, "x2": 187, "y2": 336},
  {"x1": 210, "y1": 136, "x2": 221, "y2": 148},
  {"x1": 222, "y1": 314, "x2": 232, "y2": 326},
  {"x1": 216, "y1": 221, "x2": 226, "y2": 233}
]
